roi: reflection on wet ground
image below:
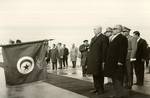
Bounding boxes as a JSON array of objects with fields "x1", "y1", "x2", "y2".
[
  {"x1": 4, "y1": 82, "x2": 87, "y2": 98},
  {"x1": 1, "y1": 65, "x2": 150, "y2": 98},
  {"x1": 47, "y1": 65, "x2": 150, "y2": 96}
]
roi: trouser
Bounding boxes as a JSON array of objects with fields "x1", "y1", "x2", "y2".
[
  {"x1": 72, "y1": 61, "x2": 76, "y2": 68},
  {"x1": 82, "y1": 65, "x2": 87, "y2": 75},
  {"x1": 52, "y1": 62, "x2": 57, "y2": 70},
  {"x1": 93, "y1": 72, "x2": 104, "y2": 92},
  {"x1": 134, "y1": 60, "x2": 145, "y2": 85},
  {"x1": 112, "y1": 66, "x2": 128, "y2": 97},
  {"x1": 58, "y1": 58, "x2": 63, "y2": 69},
  {"x1": 146, "y1": 59, "x2": 149, "y2": 68},
  {"x1": 124, "y1": 59, "x2": 133, "y2": 87},
  {"x1": 63, "y1": 56, "x2": 68, "y2": 67}
]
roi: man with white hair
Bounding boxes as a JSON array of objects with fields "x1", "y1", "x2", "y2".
[{"x1": 87, "y1": 26, "x2": 109, "y2": 95}]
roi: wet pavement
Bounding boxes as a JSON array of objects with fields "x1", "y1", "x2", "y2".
[
  {"x1": 0, "y1": 64, "x2": 150, "y2": 98},
  {"x1": 47, "y1": 65, "x2": 150, "y2": 95}
]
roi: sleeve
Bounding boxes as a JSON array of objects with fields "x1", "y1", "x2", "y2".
[
  {"x1": 79, "y1": 45, "x2": 86, "y2": 53},
  {"x1": 142, "y1": 40, "x2": 148, "y2": 60},
  {"x1": 130, "y1": 37, "x2": 137, "y2": 59},
  {"x1": 118, "y1": 36, "x2": 128, "y2": 64},
  {"x1": 102, "y1": 36, "x2": 109, "y2": 63}
]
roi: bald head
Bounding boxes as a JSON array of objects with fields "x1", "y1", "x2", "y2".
[{"x1": 93, "y1": 26, "x2": 102, "y2": 36}]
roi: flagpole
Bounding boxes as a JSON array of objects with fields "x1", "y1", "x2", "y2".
[{"x1": 0, "y1": 39, "x2": 54, "y2": 47}]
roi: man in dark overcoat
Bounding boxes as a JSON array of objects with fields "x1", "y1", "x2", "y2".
[
  {"x1": 87, "y1": 26, "x2": 109, "y2": 95},
  {"x1": 105, "y1": 25, "x2": 128, "y2": 98}
]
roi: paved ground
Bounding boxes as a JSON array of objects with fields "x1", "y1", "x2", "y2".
[
  {"x1": 0, "y1": 64, "x2": 150, "y2": 98},
  {"x1": 47, "y1": 65, "x2": 150, "y2": 95}
]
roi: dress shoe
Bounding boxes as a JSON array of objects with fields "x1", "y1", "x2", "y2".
[
  {"x1": 89, "y1": 89, "x2": 98, "y2": 93},
  {"x1": 134, "y1": 83, "x2": 143, "y2": 86},
  {"x1": 83, "y1": 74, "x2": 86, "y2": 77},
  {"x1": 105, "y1": 96, "x2": 126, "y2": 98},
  {"x1": 104, "y1": 96, "x2": 115, "y2": 98},
  {"x1": 95, "y1": 90, "x2": 104, "y2": 95},
  {"x1": 133, "y1": 83, "x2": 138, "y2": 85}
]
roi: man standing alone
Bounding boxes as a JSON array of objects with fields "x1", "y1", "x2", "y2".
[{"x1": 87, "y1": 26, "x2": 109, "y2": 95}]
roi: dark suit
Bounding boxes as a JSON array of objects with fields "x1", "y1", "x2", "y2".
[
  {"x1": 63, "y1": 48, "x2": 69, "y2": 67},
  {"x1": 79, "y1": 44, "x2": 89, "y2": 75},
  {"x1": 134, "y1": 38, "x2": 147, "y2": 85},
  {"x1": 87, "y1": 33, "x2": 109, "y2": 92},
  {"x1": 105, "y1": 34, "x2": 128, "y2": 97}
]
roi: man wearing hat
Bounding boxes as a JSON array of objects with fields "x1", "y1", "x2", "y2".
[
  {"x1": 79, "y1": 40, "x2": 89, "y2": 77},
  {"x1": 122, "y1": 26, "x2": 137, "y2": 89}
]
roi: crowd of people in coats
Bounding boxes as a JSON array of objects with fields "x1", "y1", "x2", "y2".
[
  {"x1": 8, "y1": 24, "x2": 150, "y2": 98},
  {"x1": 45, "y1": 43, "x2": 78, "y2": 70},
  {"x1": 44, "y1": 24, "x2": 150, "y2": 98},
  {"x1": 79, "y1": 24, "x2": 150, "y2": 98}
]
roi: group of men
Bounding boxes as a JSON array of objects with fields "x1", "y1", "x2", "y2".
[
  {"x1": 79, "y1": 25, "x2": 148, "y2": 98},
  {"x1": 46, "y1": 43, "x2": 69, "y2": 70}
]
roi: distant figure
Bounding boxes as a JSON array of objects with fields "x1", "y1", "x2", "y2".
[
  {"x1": 57, "y1": 43, "x2": 64, "y2": 69},
  {"x1": 133, "y1": 31, "x2": 147, "y2": 86},
  {"x1": 70, "y1": 44, "x2": 78, "y2": 68},
  {"x1": 63, "y1": 44, "x2": 69, "y2": 68},
  {"x1": 87, "y1": 26, "x2": 109, "y2": 95},
  {"x1": 51, "y1": 44, "x2": 58, "y2": 70},
  {"x1": 46, "y1": 47, "x2": 51, "y2": 65},
  {"x1": 16, "y1": 39, "x2": 22, "y2": 44},
  {"x1": 9, "y1": 40, "x2": 15, "y2": 44},
  {"x1": 79, "y1": 40, "x2": 89, "y2": 77}
]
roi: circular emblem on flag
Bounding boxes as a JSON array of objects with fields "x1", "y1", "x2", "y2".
[{"x1": 17, "y1": 56, "x2": 34, "y2": 74}]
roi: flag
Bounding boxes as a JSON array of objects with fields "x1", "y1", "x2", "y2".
[{"x1": 2, "y1": 40, "x2": 48, "y2": 85}]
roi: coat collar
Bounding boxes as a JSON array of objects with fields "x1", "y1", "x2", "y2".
[{"x1": 90, "y1": 33, "x2": 102, "y2": 46}]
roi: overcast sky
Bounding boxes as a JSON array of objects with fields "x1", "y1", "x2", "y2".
[{"x1": 0, "y1": 0, "x2": 150, "y2": 48}]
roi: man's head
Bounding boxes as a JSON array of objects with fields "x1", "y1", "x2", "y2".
[
  {"x1": 63, "y1": 44, "x2": 66, "y2": 48},
  {"x1": 122, "y1": 26, "x2": 131, "y2": 36},
  {"x1": 93, "y1": 26, "x2": 102, "y2": 36},
  {"x1": 53, "y1": 44, "x2": 56, "y2": 48},
  {"x1": 16, "y1": 39, "x2": 22, "y2": 44},
  {"x1": 104, "y1": 27, "x2": 113, "y2": 37},
  {"x1": 83, "y1": 40, "x2": 88, "y2": 45},
  {"x1": 58, "y1": 43, "x2": 62, "y2": 46},
  {"x1": 133, "y1": 31, "x2": 140, "y2": 38},
  {"x1": 72, "y1": 43, "x2": 75, "y2": 48},
  {"x1": 112, "y1": 25, "x2": 122, "y2": 35}
]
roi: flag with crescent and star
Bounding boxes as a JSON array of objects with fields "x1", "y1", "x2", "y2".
[{"x1": 1, "y1": 40, "x2": 48, "y2": 85}]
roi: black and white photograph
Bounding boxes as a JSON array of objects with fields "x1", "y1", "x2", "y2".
[{"x1": 0, "y1": 0, "x2": 150, "y2": 98}]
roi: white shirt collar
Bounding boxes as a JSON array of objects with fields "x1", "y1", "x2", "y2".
[
  {"x1": 96, "y1": 33, "x2": 102, "y2": 37},
  {"x1": 111, "y1": 33, "x2": 120, "y2": 41},
  {"x1": 137, "y1": 37, "x2": 141, "y2": 42}
]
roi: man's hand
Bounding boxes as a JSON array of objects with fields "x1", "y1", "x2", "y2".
[
  {"x1": 102, "y1": 62, "x2": 105, "y2": 70},
  {"x1": 117, "y1": 62, "x2": 123, "y2": 66},
  {"x1": 141, "y1": 59, "x2": 145, "y2": 62},
  {"x1": 130, "y1": 58, "x2": 136, "y2": 62}
]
